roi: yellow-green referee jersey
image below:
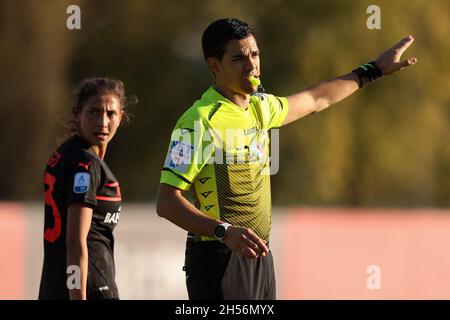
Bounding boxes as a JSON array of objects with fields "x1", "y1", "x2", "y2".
[{"x1": 160, "y1": 86, "x2": 289, "y2": 241}]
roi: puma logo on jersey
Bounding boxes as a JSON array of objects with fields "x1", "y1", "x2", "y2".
[
  {"x1": 104, "y1": 212, "x2": 120, "y2": 224},
  {"x1": 78, "y1": 162, "x2": 92, "y2": 170}
]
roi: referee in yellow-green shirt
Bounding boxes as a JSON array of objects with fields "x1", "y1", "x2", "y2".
[{"x1": 156, "y1": 18, "x2": 417, "y2": 299}]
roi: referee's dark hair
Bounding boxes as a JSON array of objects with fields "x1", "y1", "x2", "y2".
[{"x1": 202, "y1": 18, "x2": 255, "y2": 61}]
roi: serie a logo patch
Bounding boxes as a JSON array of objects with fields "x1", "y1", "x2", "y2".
[
  {"x1": 73, "y1": 172, "x2": 90, "y2": 193},
  {"x1": 165, "y1": 140, "x2": 194, "y2": 173}
]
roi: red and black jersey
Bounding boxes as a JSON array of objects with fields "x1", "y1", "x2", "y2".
[{"x1": 38, "y1": 135, "x2": 122, "y2": 300}]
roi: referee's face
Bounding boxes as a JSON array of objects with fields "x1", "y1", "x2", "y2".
[
  {"x1": 76, "y1": 94, "x2": 124, "y2": 153},
  {"x1": 210, "y1": 35, "x2": 260, "y2": 96}
]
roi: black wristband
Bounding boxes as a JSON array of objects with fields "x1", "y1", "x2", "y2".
[{"x1": 352, "y1": 61, "x2": 383, "y2": 88}]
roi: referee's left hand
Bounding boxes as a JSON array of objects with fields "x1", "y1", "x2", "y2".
[
  {"x1": 223, "y1": 226, "x2": 269, "y2": 259},
  {"x1": 375, "y1": 35, "x2": 417, "y2": 75}
]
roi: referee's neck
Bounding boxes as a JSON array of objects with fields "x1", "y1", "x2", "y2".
[{"x1": 214, "y1": 84, "x2": 250, "y2": 110}]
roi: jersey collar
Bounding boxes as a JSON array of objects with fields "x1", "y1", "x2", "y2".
[{"x1": 204, "y1": 86, "x2": 252, "y2": 113}]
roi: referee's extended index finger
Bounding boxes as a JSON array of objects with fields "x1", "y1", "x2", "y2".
[{"x1": 395, "y1": 35, "x2": 414, "y2": 55}]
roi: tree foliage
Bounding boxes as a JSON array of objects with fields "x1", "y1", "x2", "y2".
[{"x1": 0, "y1": 0, "x2": 448, "y2": 207}]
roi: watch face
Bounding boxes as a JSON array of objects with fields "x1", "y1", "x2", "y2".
[{"x1": 215, "y1": 225, "x2": 226, "y2": 238}]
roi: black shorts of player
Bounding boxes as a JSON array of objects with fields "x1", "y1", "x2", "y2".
[{"x1": 184, "y1": 239, "x2": 276, "y2": 300}]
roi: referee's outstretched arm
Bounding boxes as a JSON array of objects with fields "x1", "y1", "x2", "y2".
[{"x1": 283, "y1": 35, "x2": 417, "y2": 126}]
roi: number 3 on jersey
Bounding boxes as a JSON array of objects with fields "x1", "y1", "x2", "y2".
[{"x1": 44, "y1": 172, "x2": 61, "y2": 242}]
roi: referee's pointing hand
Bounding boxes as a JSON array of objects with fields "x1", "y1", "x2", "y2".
[{"x1": 375, "y1": 35, "x2": 417, "y2": 75}]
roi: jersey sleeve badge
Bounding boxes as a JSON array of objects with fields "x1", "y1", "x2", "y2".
[
  {"x1": 73, "y1": 172, "x2": 90, "y2": 193},
  {"x1": 164, "y1": 141, "x2": 194, "y2": 173}
]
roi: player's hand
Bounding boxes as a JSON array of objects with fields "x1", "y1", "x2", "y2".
[
  {"x1": 375, "y1": 35, "x2": 417, "y2": 75},
  {"x1": 223, "y1": 226, "x2": 269, "y2": 259}
]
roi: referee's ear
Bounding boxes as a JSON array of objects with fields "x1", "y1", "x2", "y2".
[{"x1": 206, "y1": 57, "x2": 220, "y2": 78}]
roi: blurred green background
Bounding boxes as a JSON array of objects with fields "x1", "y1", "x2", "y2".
[{"x1": 0, "y1": 0, "x2": 449, "y2": 207}]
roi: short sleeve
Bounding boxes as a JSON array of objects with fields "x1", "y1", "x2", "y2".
[
  {"x1": 160, "y1": 112, "x2": 214, "y2": 191},
  {"x1": 265, "y1": 94, "x2": 289, "y2": 129},
  {"x1": 66, "y1": 154, "x2": 101, "y2": 207}
]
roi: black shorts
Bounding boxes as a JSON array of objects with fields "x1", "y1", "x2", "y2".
[{"x1": 184, "y1": 239, "x2": 276, "y2": 300}]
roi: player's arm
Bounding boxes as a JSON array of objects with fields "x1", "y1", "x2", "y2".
[
  {"x1": 283, "y1": 35, "x2": 417, "y2": 125},
  {"x1": 66, "y1": 204, "x2": 93, "y2": 300},
  {"x1": 156, "y1": 183, "x2": 268, "y2": 258}
]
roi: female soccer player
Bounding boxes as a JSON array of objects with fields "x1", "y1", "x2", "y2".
[{"x1": 38, "y1": 78, "x2": 133, "y2": 300}]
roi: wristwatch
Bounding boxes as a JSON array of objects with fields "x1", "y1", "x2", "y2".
[{"x1": 214, "y1": 223, "x2": 231, "y2": 242}]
